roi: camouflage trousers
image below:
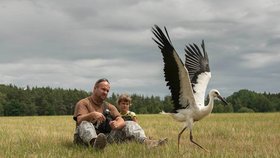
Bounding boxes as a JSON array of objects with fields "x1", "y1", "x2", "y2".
[{"x1": 73, "y1": 121, "x2": 147, "y2": 146}]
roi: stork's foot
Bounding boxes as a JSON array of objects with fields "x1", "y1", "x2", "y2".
[
  {"x1": 191, "y1": 140, "x2": 210, "y2": 152},
  {"x1": 190, "y1": 132, "x2": 210, "y2": 153}
]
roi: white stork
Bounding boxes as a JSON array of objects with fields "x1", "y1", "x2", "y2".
[{"x1": 152, "y1": 25, "x2": 228, "y2": 152}]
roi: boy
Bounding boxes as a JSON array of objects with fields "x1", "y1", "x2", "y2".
[{"x1": 117, "y1": 93, "x2": 137, "y2": 122}]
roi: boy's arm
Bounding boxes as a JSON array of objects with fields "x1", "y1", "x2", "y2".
[{"x1": 130, "y1": 111, "x2": 138, "y2": 122}]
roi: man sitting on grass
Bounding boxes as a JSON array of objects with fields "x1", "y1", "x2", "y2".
[{"x1": 73, "y1": 78, "x2": 167, "y2": 150}]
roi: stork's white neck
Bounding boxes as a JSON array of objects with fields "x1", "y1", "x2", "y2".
[{"x1": 200, "y1": 93, "x2": 215, "y2": 118}]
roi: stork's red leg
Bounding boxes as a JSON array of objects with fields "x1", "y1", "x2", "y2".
[
  {"x1": 190, "y1": 131, "x2": 210, "y2": 152},
  {"x1": 177, "y1": 127, "x2": 187, "y2": 152}
]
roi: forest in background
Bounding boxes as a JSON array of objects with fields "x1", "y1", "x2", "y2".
[{"x1": 0, "y1": 84, "x2": 279, "y2": 116}]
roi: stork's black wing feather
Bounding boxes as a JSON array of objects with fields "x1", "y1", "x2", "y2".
[
  {"x1": 185, "y1": 40, "x2": 210, "y2": 90},
  {"x1": 184, "y1": 40, "x2": 211, "y2": 107},
  {"x1": 152, "y1": 25, "x2": 196, "y2": 112}
]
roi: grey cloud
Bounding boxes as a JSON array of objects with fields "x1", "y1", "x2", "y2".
[{"x1": 0, "y1": 0, "x2": 280, "y2": 98}]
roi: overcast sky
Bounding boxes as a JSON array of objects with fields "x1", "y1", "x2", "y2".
[{"x1": 1, "y1": 0, "x2": 279, "y2": 98}]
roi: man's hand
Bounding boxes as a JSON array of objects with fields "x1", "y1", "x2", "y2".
[
  {"x1": 91, "y1": 111, "x2": 106, "y2": 123},
  {"x1": 109, "y1": 120, "x2": 119, "y2": 129},
  {"x1": 109, "y1": 116, "x2": 125, "y2": 130}
]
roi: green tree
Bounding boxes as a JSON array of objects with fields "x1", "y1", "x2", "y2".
[
  {"x1": 224, "y1": 103, "x2": 234, "y2": 113},
  {"x1": 0, "y1": 92, "x2": 6, "y2": 116},
  {"x1": 238, "y1": 107, "x2": 255, "y2": 113},
  {"x1": 4, "y1": 99, "x2": 25, "y2": 116},
  {"x1": 213, "y1": 104, "x2": 224, "y2": 113},
  {"x1": 0, "y1": 84, "x2": 280, "y2": 116},
  {"x1": 162, "y1": 96, "x2": 173, "y2": 112}
]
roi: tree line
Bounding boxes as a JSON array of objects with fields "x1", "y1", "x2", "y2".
[{"x1": 0, "y1": 84, "x2": 279, "y2": 116}]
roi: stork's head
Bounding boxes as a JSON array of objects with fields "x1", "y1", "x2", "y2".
[{"x1": 209, "y1": 89, "x2": 228, "y2": 105}]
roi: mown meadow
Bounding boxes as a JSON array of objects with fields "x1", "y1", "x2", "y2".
[{"x1": 0, "y1": 113, "x2": 279, "y2": 158}]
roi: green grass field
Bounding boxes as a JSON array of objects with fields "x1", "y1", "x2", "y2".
[{"x1": 0, "y1": 113, "x2": 279, "y2": 158}]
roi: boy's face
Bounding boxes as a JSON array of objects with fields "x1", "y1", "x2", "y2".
[{"x1": 119, "y1": 101, "x2": 130, "y2": 112}]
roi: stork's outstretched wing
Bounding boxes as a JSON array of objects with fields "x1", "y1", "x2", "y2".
[
  {"x1": 152, "y1": 25, "x2": 196, "y2": 113},
  {"x1": 185, "y1": 41, "x2": 211, "y2": 107}
]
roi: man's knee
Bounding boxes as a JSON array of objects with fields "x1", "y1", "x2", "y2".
[
  {"x1": 123, "y1": 121, "x2": 146, "y2": 137},
  {"x1": 73, "y1": 132, "x2": 87, "y2": 145},
  {"x1": 77, "y1": 121, "x2": 98, "y2": 144}
]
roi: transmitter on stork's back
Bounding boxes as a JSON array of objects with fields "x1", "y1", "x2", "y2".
[{"x1": 152, "y1": 25, "x2": 228, "y2": 152}]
